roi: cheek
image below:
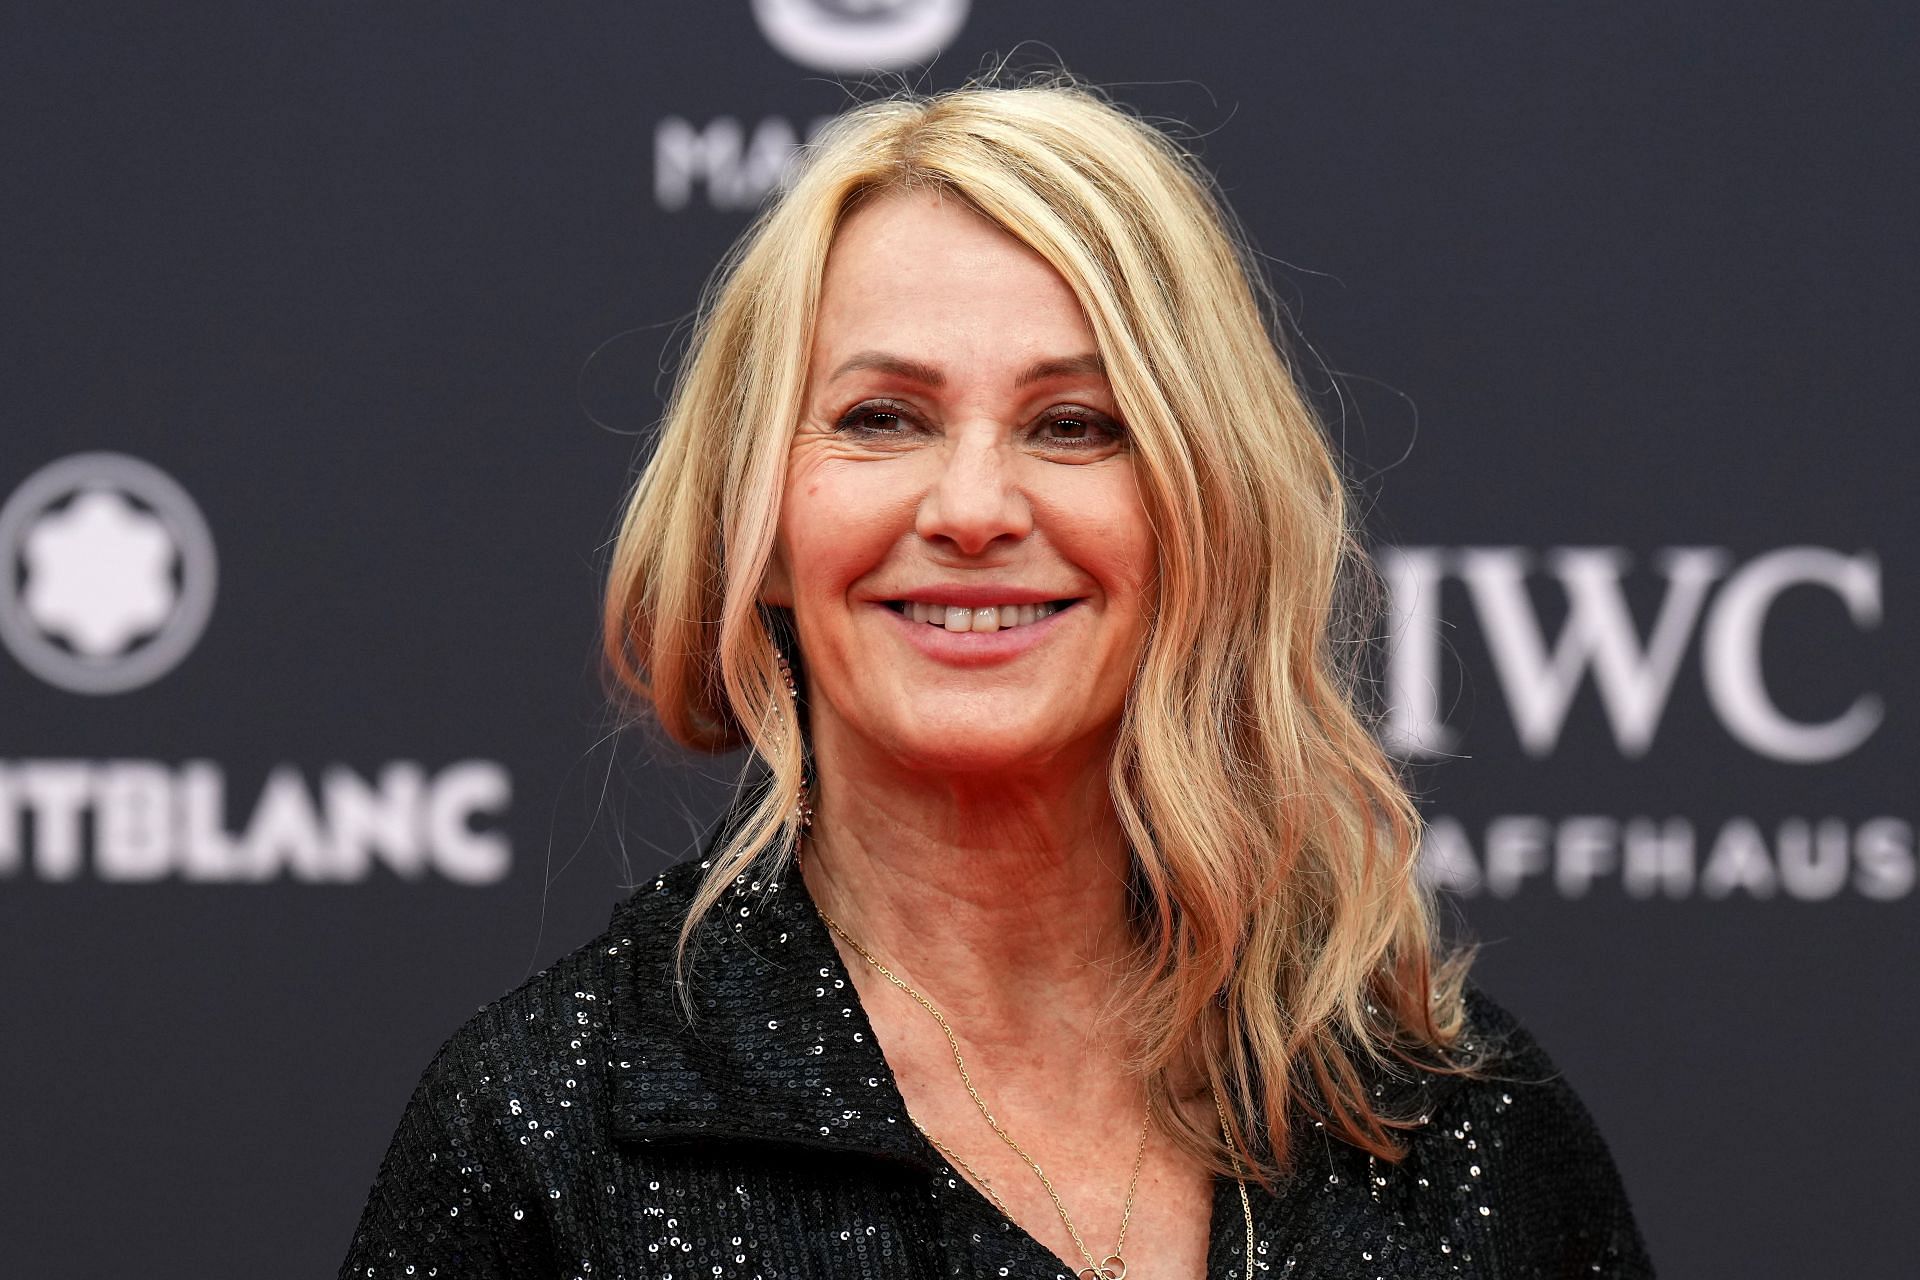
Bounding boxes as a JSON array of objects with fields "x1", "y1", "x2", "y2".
[
  {"x1": 1049, "y1": 472, "x2": 1158, "y2": 604},
  {"x1": 777, "y1": 462, "x2": 910, "y2": 602}
]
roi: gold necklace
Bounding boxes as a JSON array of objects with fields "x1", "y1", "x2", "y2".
[{"x1": 811, "y1": 896, "x2": 1257, "y2": 1280}]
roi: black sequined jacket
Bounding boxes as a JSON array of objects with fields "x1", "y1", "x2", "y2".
[{"x1": 339, "y1": 856, "x2": 1654, "y2": 1279}]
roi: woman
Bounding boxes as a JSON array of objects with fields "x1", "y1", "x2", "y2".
[{"x1": 341, "y1": 81, "x2": 1651, "y2": 1279}]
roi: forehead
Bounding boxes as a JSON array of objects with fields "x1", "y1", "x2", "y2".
[{"x1": 811, "y1": 189, "x2": 1095, "y2": 369}]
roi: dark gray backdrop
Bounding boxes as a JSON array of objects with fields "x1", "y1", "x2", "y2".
[{"x1": 2, "y1": 3, "x2": 1913, "y2": 1276}]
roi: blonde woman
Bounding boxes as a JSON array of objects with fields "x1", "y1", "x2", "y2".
[{"x1": 341, "y1": 81, "x2": 1650, "y2": 1280}]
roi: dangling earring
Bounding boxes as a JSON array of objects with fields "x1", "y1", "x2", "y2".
[{"x1": 773, "y1": 647, "x2": 814, "y2": 829}]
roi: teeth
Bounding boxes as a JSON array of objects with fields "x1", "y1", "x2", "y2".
[{"x1": 900, "y1": 602, "x2": 1065, "y2": 632}]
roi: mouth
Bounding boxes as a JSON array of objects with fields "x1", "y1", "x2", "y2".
[{"x1": 881, "y1": 599, "x2": 1083, "y2": 633}]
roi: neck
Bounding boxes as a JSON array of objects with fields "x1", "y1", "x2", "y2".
[{"x1": 797, "y1": 720, "x2": 1138, "y2": 1047}]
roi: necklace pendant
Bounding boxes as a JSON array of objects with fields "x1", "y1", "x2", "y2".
[{"x1": 1078, "y1": 1254, "x2": 1128, "y2": 1280}]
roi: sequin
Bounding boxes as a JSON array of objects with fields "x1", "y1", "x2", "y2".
[{"x1": 337, "y1": 855, "x2": 1652, "y2": 1278}]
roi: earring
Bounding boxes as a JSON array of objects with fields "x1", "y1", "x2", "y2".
[{"x1": 773, "y1": 647, "x2": 814, "y2": 829}]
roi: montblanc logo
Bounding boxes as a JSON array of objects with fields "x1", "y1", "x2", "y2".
[
  {"x1": 0, "y1": 759, "x2": 513, "y2": 884},
  {"x1": 751, "y1": 0, "x2": 970, "y2": 73},
  {"x1": 0, "y1": 452, "x2": 217, "y2": 695},
  {"x1": 0, "y1": 453, "x2": 516, "y2": 885}
]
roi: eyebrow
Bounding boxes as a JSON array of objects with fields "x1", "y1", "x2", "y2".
[
  {"x1": 1015, "y1": 352, "x2": 1106, "y2": 387},
  {"x1": 828, "y1": 352, "x2": 945, "y2": 386},
  {"x1": 825, "y1": 351, "x2": 1107, "y2": 389}
]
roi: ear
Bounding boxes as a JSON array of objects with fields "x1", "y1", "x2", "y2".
[{"x1": 760, "y1": 543, "x2": 795, "y2": 608}]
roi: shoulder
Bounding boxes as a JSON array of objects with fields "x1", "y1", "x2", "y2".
[
  {"x1": 399, "y1": 899, "x2": 636, "y2": 1121},
  {"x1": 606, "y1": 854, "x2": 714, "y2": 949},
  {"x1": 1441, "y1": 985, "x2": 1622, "y2": 1155},
  {"x1": 422, "y1": 859, "x2": 710, "y2": 1088},
  {"x1": 385, "y1": 860, "x2": 719, "y2": 1147},
  {"x1": 1386, "y1": 984, "x2": 1654, "y2": 1276},
  {"x1": 341, "y1": 877, "x2": 681, "y2": 1274}
]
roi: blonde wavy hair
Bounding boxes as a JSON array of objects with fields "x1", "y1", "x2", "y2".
[{"x1": 602, "y1": 78, "x2": 1470, "y2": 1182}]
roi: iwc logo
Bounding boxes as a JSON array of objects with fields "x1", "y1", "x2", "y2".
[
  {"x1": 0, "y1": 452, "x2": 217, "y2": 695},
  {"x1": 751, "y1": 0, "x2": 970, "y2": 73}
]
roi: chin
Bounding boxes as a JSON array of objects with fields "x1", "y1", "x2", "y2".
[
  {"x1": 887, "y1": 734, "x2": 1048, "y2": 776},
  {"x1": 816, "y1": 681, "x2": 1121, "y2": 778},
  {"x1": 872, "y1": 714, "x2": 1069, "y2": 777}
]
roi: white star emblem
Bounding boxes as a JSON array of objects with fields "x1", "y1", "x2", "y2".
[{"x1": 22, "y1": 489, "x2": 180, "y2": 657}]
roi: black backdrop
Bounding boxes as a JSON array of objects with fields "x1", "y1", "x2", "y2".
[{"x1": 2, "y1": 4, "x2": 1914, "y2": 1276}]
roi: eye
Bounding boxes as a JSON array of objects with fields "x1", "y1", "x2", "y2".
[
  {"x1": 1034, "y1": 406, "x2": 1125, "y2": 449},
  {"x1": 833, "y1": 399, "x2": 919, "y2": 436}
]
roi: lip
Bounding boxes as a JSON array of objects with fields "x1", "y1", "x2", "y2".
[
  {"x1": 880, "y1": 584, "x2": 1079, "y2": 608},
  {"x1": 875, "y1": 599, "x2": 1080, "y2": 667}
]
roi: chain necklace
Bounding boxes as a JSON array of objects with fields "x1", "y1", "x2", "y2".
[{"x1": 809, "y1": 890, "x2": 1257, "y2": 1280}]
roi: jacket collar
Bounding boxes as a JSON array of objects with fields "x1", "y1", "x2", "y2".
[
  {"x1": 603, "y1": 845, "x2": 1470, "y2": 1179},
  {"x1": 605, "y1": 852, "x2": 938, "y2": 1170}
]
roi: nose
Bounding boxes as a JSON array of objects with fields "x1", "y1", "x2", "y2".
[{"x1": 914, "y1": 431, "x2": 1032, "y2": 556}]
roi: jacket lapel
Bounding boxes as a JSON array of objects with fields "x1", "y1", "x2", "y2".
[{"x1": 605, "y1": 855, "x2": 937, "y2": 1170}]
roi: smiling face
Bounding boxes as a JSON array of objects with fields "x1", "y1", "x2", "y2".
[{"x1": 763, "y1": 188, "x2": 1157, "y2": 779}]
